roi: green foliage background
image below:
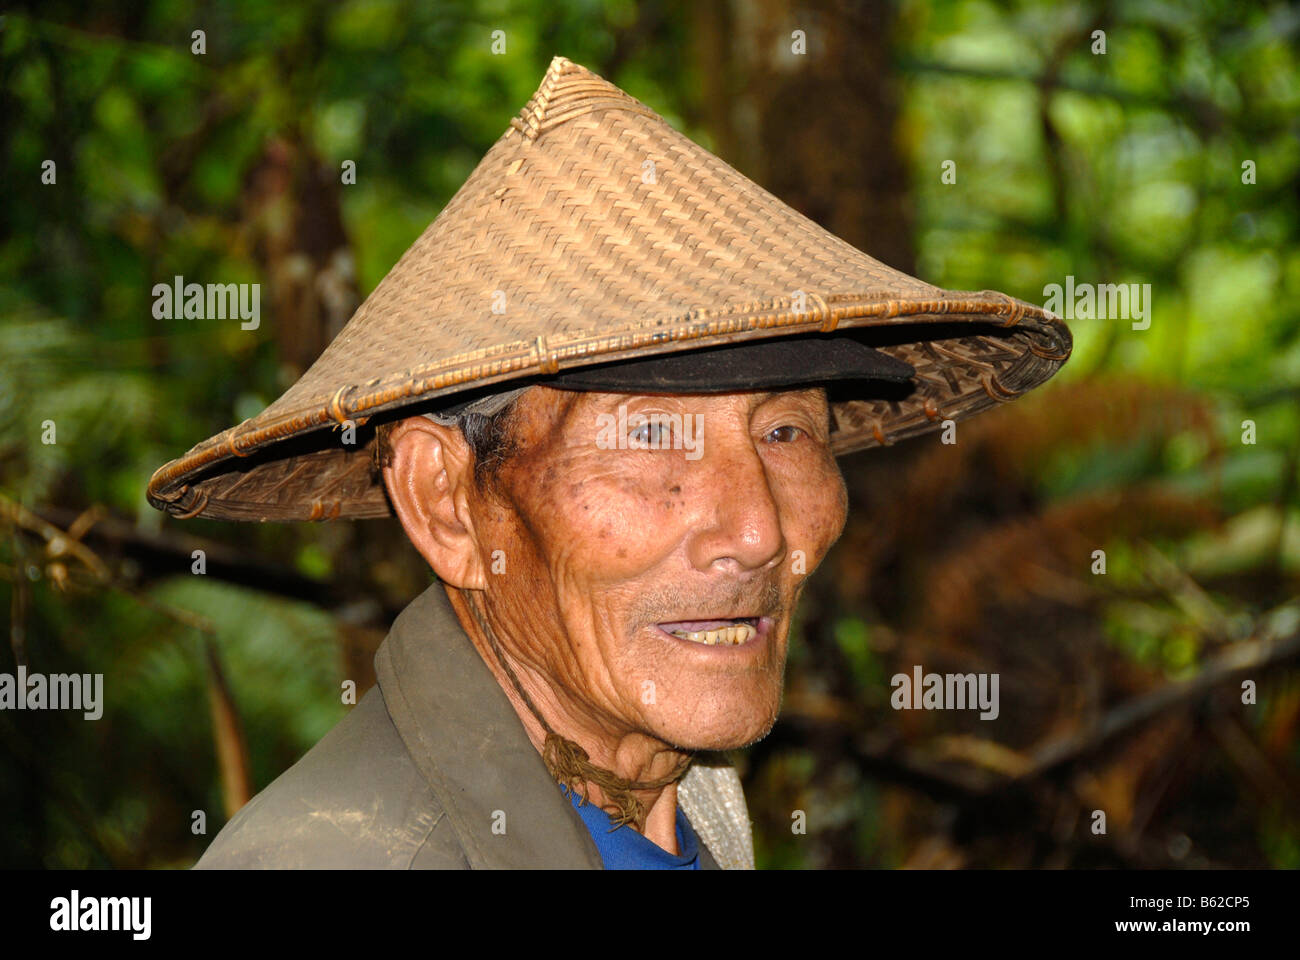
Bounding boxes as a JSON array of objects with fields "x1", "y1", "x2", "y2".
[{"x1": 2, "y1": 0, "x2": 1297, "y2": 868}]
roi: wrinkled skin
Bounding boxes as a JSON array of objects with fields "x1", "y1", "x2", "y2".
[{"x1": 382, "y1": 384, "x2": 848, "y2": 853}]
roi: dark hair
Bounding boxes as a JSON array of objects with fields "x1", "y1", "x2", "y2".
[
  {"x1": 373, "y1": 399, "x2": 522, "y2": 492},
  {"x1": 458, "y1": 403, "x2": 523, "y2": 488}
]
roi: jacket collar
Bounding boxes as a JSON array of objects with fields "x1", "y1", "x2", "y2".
[{"x1": 374, "y1": 580, "x2": 605, "y2": 868}]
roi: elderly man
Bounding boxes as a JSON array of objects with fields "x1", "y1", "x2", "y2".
[{"x1": 148, "y1": 57, "x2": 1071, "y2": 869}]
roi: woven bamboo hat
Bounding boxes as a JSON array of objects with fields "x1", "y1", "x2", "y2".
[{"x1": 147, "y1": 56, "x2": 1071, "y2": 523}]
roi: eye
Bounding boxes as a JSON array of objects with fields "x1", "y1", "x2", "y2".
[
  {"x1": 764, "y1": 425, "x2": 804, "y2": 443},
  {"x1": 630, "y1": 420, "x2": 671, "y2": 446}
]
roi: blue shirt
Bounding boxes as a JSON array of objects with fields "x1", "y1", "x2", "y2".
[{"x1": 561, "y1": 785, "x2": 701, "y2": 870}]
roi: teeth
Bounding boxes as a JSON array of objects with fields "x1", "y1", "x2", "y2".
[{"x1": 670, "y1": 623, "x2": 757, "y2": 646}]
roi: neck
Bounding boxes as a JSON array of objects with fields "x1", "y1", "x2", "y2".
[{"x1": 446, "y1": 584, "x2": 691, "y2": 853}]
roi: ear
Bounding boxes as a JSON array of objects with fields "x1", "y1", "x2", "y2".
[{"x1": 381, "y1": 416, "x2": 488, "y2": 590}]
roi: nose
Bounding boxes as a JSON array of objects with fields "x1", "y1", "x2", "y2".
[{"x1": 685, "y1": 423, "x2": 787, "y2": 575}]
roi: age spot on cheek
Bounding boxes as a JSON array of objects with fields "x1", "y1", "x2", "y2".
[{"x1": 667, "y1": 484, "x2": 684, "y2": 509}]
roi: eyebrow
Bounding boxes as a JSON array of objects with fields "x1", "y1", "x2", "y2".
[{"x1": 581, "y1": 387, "x2": 833, "y2": 430}]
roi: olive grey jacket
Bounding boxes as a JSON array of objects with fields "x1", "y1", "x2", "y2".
[{"x1": 195, "y1": 581, "x2": 755, "y2": 869}]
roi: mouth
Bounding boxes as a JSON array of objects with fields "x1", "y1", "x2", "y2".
[{"x1": 655, "y1": 616, "x2": 767, "y2": 646}]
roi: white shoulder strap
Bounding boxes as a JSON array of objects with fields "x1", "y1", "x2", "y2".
[{"x1": 678, "y1": 759, "x2": 755, "y2": 869}]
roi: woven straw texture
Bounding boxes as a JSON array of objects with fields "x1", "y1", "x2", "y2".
[{"x1": 147, "y1": 56, "x2": 1072, "y2": 523}]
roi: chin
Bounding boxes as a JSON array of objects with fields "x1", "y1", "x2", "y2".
[{"x1": 646, "y1": 686, "x2": 783, "y2": 751}]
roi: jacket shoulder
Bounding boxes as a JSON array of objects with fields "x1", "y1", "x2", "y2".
[{"x1": 194, "y1": 687, "x2": 467, "y2": 869}]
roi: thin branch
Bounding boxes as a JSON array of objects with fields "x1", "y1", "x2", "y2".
[
  {"x1": 897, "y1": 57, "x2": 1227, "y2": 129},
  {"x1": 778, "y1": 618, "x2": 1300, "y2": 800},
  {"x1": 1025, "y1": 624, "x2": 1300, "y2": 777},
  {"x1": 22, "y1": 502, "x2": 356, "y2": 614}
]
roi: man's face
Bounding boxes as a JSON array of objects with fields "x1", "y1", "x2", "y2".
[{"x1": 462, "y1": 384, "x2": 848, "y2": 752}]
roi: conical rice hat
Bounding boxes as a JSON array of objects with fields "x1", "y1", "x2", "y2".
[{"x1": 147, "y1": 56, "x2": 1071, "y2": 523}]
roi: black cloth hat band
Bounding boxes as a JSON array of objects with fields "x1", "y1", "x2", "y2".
[{"x1": 434, "y1": 335, "x2": 915, "y2": 417}]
